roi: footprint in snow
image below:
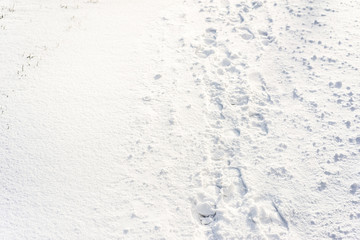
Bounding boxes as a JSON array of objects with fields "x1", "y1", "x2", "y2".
[{"x1": 196, "y1": 202, "x2": 216, "y2": 225}]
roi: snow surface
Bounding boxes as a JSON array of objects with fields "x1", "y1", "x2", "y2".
[{"x1": 1, "y1": 0, "x2": 360, "y2": 239}]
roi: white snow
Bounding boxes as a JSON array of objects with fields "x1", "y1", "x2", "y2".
[
  {"x1": 196, "y1": 202, "x2": 215, "y2": 217},
  {"x1": 1, "y1": 0, "x2": 360, "y2": 239}
]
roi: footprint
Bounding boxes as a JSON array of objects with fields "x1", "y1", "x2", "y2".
[
  {"x1": 225, "y1": 128, "x2": 241, "y2": 137},
  {"x1": 196, "y1": 48, "x2": 215, "y2": 58},
  {"x1": 248, "y1": 72, "x2": 273, "y2": 105},
  {"x1": 228, "y1": 89, "x2": 249, "y2": 106},
  {"x1": 258, "y1": 30, "x2": 275, "y2": 46},
  {"x1": 221, "y1": 58, "x2": 231, "y2": 67},
  {"x1": 248, "y1": 199, "x2": 289, "y2": 231},
  {"x1": 196, "y1": 202, "x2": 216, "y2": 219},
  {"x1": 191, "y1": 191, "x2": 217, "y2": 225},
  {"x1": 252, "y1": 121, "x2": 269, "y2": 135},
  {"x1": 252, "y1": 1, "x2": 263, "y2": 9},
  {"x1": 222, "y1": 167, "x2": 248, "y2": 200},
  {"x1": 240, "y1": 27, "x2": 254, "y2": 40}
]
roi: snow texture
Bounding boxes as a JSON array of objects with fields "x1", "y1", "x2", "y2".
[{"x1": 1, "y1": 0, "x2": 360, "y2": 239}]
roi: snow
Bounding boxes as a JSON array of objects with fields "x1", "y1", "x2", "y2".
[
  {"x1": 1, "y1": 0, "x2": 360, "y2": 239},
  {"x1": 196, "y1": 202, "x2": 216, "y2": 218}
]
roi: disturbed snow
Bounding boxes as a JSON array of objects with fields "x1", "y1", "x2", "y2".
[{"x1": 1, "y1": 0, "x2": 360, "y2": 239}]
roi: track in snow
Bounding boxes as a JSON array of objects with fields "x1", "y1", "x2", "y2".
[{"x1": 1, "y1": 0, "x2": 360, "y2": 239}]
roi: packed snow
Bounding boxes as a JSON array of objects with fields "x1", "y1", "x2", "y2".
[{"x1": 1, "y1": 0, "x2": 360, "y2": 239}]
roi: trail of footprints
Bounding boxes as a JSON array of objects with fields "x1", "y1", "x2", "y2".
[
  {"x1": 188, "y1": 0, "x2": 360, "y2": 238},
  {"x1": 189, "y1": 0, "x2": 289, "y2": 238}
]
